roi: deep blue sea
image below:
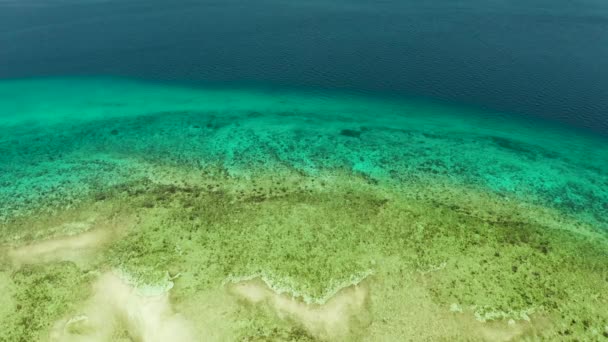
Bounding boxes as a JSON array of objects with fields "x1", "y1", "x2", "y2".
[{"x1": 1, "y1": 0, "x2": 607, "y2": 134}]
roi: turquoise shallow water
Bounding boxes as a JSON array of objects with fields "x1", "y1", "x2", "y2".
[{"x1": 1, "y1": 77, "x2": 606, "y2": 228}]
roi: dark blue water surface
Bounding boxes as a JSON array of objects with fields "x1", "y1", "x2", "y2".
[{"x1": 1, "y1": 0, "x2": 607, "y2": 134}]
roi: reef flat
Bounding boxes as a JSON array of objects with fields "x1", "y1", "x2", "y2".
[{"x1": 0, "y1": 78, "x2": 607, "y2": 341}]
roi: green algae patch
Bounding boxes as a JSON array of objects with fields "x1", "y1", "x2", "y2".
[
  {"x1": 0, "y1": 262, "x2": 94, "y2": 342},
  {"x1": 38, "y1": 168, "x2": 600, "y2": 340},
  {"x1": 0, "y1": 164, "x2": 607, "y2": 340},
  {"x1": 0, "y1": 271, "x2": 15, "y2": 326},
  {"x1": 100, "y1": 176, "x2": 380, "y2": 301}
]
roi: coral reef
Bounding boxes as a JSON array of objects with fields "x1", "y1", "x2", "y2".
[{"x1": 0, "y1": 77, "x2": 607, "y2": 340}]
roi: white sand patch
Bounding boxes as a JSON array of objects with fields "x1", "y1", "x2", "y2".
[
  {"x1": 5, "y1": 212, "x2": 134, "y2": 267},
  {"x1": 229, "y1": 279, "x2": 370, "y2": 341},
  {"x1": 471, "y1": 315, "x2": 552, "y2": 342},
  {"x1": 50, "y1": 272, "x2": 196, "y2": 342},
  {"x1": 172, "y1": 288, "x2": 242, "y2": 342},
  {"x1": 6, "y1": 228, "x2": 112, "y2": 266},
  {"x1": 476, "y1": 320, "x2": 528, "y2": 341}
]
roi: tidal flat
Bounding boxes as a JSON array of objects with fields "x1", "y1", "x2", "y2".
[{"x1": 0, "y1": 78, "x2": 607, "y2": 341}]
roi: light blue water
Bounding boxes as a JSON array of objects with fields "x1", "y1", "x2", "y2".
[{"x1": 1, "y1": 77, "x2": 606, "y2": 230}]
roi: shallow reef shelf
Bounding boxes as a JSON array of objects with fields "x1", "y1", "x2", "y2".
[{"x1": 0, "y1": 77, "x2": 607, "y2": 341}]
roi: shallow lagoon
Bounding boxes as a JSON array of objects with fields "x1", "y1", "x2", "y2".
[{"x1": 0, "y1": 77, "x2": 607, "y2": 341}]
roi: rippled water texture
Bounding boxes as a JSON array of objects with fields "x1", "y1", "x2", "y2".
[{"x1": 0, "y1": 78, "x2": 607, "y2": 341}]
